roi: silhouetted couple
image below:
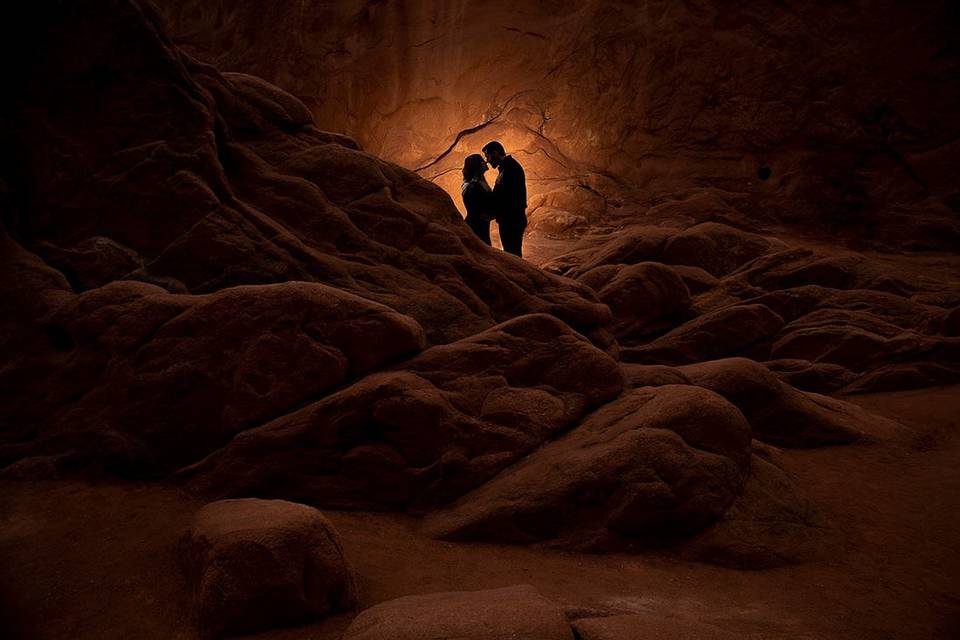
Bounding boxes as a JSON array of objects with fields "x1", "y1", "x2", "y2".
[{"x1": 461, "y1": 141, "x2": 528, "y2": 257}]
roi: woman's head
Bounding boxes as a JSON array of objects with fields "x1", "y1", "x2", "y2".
[{"x1": 462, "y1": 154, "x2": 488, "y2": 182}]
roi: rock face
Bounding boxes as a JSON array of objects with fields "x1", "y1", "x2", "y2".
[
  {"x1": 341, "y1": 585, "x2": 573, "y2": 640},
  {"x1": 181, "y1": 498, "x2": 356, "y2": 638},
  {"x1": 154, "y1": 0, "x2": 960, "y2": 249}
]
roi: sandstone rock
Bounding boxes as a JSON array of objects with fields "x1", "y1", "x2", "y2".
[
  {"x1": 20, "y1": 281, "x2": 426, "y2": 473},
  {"x1": 742, "y1": 252, "x2": 916, "y2": 295},
  {"x1": 156, "y1": 1, "x2": 960, "y2": 250},
  {"x1": 771, "y1": 309, "x2": 924, "y2": 371},
  {"x1": 678, "y1": 358, "x2": 862, "y2": 446},
  {"x1": 622, "y1": 304, "x2": 784, "y2": 365},
  {"x1": 668, "y1": 264, "x2": 721, "y2": 294},
  {"x1": 573, "y1": 613, "x2": 739, "y2": 640},
  {"x1": 341, "y1": 585, "x2": 573, "y2": 640},
  {"x1": 181, "y1": 498, "x2": 355, "y2": 639},
  {"x1": 679, "y1": 455, "x2": 826, "y2": 569},
  {"x1": 764, "y1": 358, "x2": 857, "y2": 393},
  {"x1": 423, "y1": 385, "x2": 751, "y2": 549},
  {"x1": 658, "y1": 222, "x2": 784, "y2": 277},
  {"x1": 582, "y1": 262, "x2": 693, "y2": 344},
  {"x1": 621, "y1": 364, "x2": 692, "y2": 388},
  {"x1": 1, "y1": 0, "x2": 617, "y2": 476},
  {"x1": 181, "y1": 314, "x2": 623, "y2": 510}
]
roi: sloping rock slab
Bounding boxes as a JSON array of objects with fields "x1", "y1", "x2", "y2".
[{"x1": 341, "y1": 585, "x2": 573, "y2": 640}]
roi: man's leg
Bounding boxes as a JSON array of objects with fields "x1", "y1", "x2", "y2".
[
  {"x1": 466, "y1": 217, "x2": 492, "y2": 245},
  {"x1": 500, "y1": 218, "x2": 526, "y2": 257}
]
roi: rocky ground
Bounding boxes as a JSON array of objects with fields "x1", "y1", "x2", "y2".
[{"x1": 1, "y1": 1, "x2": 958, "y2": 638}]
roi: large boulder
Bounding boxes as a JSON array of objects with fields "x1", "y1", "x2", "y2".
[
  {"x1": 25, "y1": 281, "x2": 426, "y2": 472},
  {"x1": 423, "y1": 385, "x2": 752, "y2": 549},
  {"x1": 341, "y1": 585, "x2": 573, "y2": 640},
  {"x1": 181, "y1": 314, "x2": 624, "y2": 511},
  {"x1": 181, "y1": 498, "x2": 356, "y2": 639}
]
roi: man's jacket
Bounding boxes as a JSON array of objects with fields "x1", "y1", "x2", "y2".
[{"x1": 493, "y1": 155, "x2": 527, "y2": 223}]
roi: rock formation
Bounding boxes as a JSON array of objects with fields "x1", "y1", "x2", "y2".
[
  {"x1": 1, "y1": 1, "x2": 958, "y2": 638},
  {"x1": 155, "y1": 0, "x2": 960, "y2": 249}
]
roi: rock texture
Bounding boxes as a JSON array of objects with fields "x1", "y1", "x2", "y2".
[
  {"x1": 423, "y1": 385, "x2": 752, "y2": 549},
  {"x1": 180, "y1": 314, "x2": 623, "y2": 510},
  {"x1": 155, "y1": 0, "x2": 960, "y2": 248},
  {"x1": 573, "y1": 613, "x2": 739, "y2": 640},
  {"x1": 552, "y1": 223, "x2": 960, "y2": 394},
  {"x1": 181, "y1": 498, "x2": 355, "y2": 638},
  {"x1": 341, "y1": 585, "x2": 573, "y2": 640}
]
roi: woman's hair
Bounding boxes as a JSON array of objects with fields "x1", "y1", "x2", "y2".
[{"x1": 462, "y1": 154, "x2": 487, "y2": 182}]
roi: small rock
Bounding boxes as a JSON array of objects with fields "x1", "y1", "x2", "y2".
[{"x1": 181, "y1": 498, "x2": 356, "y2": 638}]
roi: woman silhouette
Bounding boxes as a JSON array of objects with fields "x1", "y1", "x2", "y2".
[{"x1": 460, "y1": 153, "x2": 494, "y2": 245}]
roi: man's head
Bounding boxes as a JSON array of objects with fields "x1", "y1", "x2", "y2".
[{"x1": 482, "y1": 141, "x2": 506, "y2": 168}]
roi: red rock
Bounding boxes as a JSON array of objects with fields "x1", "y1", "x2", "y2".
[
  {"x1": 181, "y1": 498, "x2": 355, "y2": 638},
  {"x1": 679, "y1": 455, "x2": 826, "y2": 569},
  {"x1": 581, "y1": 262, "x2": 693, "y2": 343},
  {"x1": 622, "y1": 304, "x2": 784, "y2": 365},
  {"x1": 678, "y1": 358, "x2": 862, "y2": 446},
  {"x1": 423, "y1": 385, "x2": 751, "y2": 549},
  {"x1": 341, "y1": 585, "x2": 573, "y2": 640},
  {"x1": 180, "y1": 314, "x2": 623, "y2": 510},
  {"x1": 573, "y1": 613, "x2": 739, "y2": 640}
]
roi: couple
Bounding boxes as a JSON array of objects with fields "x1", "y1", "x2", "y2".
[{"x1": 461, "y1": 141, "x2": 528, "y2": 257}]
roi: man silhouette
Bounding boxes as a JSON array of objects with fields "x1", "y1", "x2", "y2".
[{"x1": 482, "y1": 141, "x2": 527, "y2": 257}]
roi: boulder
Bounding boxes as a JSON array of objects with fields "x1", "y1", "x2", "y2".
[
  {"x1": 678, "y1": 358, "x2": 862, "y2": 446},
  {"x1": 423, "y1": 385, "x2": 751, "y2": 549},
  {"x1": 341, "y1": 585, "x2": 573, "y2": 640},
  {"x1": 30, "y1": 281, "x2": 426, "y2": 472},
  {"x1": 622, "y1": 304, "x2": 784, "y2": 365},
  {"x1": 181, "y1": 314, "x2": 624, "y2": 510},
  {"x1": 181, "y1": 498, "x2": 355, "y2": 639}
]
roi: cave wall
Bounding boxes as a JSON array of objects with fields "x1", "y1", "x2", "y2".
[{"x1": 156, "y1": 0, "x2": 960, "y2": 246}]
